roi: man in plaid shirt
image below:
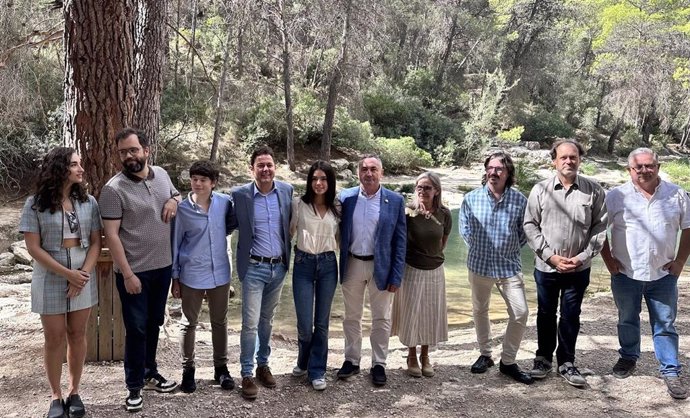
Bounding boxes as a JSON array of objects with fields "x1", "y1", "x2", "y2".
[{"x1": 460, "y1": 151, "x2": 533, "y2": 385}]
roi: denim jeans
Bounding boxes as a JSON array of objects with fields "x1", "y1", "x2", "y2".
[
  {"x1": 292, "y1": 248, "x2": 338, "y2": 380},
  {"x1": 611, "y1": 272, "x2": 680, "y2": 376},
  {"x1": 239, "y1": 259, "x2": 287, "y2": 377},
  {"x1": 534, "y1": 268, "x2": 590, "y2": 366},
  {"x1": 115, "y1": 265, "x2": 172, "y2": 390}
]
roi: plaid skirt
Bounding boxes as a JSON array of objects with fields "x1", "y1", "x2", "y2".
[
  {"x1": 391, "y1": 264, "x2": 448, "y2": 346},
  {"x1": 31, "y1": 246, "x2": 98, "y2": 315}
]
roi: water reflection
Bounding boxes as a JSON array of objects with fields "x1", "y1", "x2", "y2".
[{"x1": 218, "y1": 208, "x2": 613, "y2": 337}]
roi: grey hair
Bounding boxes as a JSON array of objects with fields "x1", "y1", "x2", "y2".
[
  {"x1": 411, "y1": 171, "x2": 446, "y2": 211},
  {"x1": 627, "y1": 147, "x2": 658, "y2": 166}
]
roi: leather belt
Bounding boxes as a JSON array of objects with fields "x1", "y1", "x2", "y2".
[
  {"x1": 250, "y1": 255, "x2": 283, "y2": 264},
  {"x1": 349, "y1": 252, "x2": 374, "y2": 261}
]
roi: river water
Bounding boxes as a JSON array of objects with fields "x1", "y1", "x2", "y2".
[{"x1": 216, "y1": 209, "x2": 613, "y2": 337}]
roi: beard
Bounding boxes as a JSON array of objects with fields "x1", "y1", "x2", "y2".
[{"x1": 123, "y1": 156, "x2": 147, "y2": 174}]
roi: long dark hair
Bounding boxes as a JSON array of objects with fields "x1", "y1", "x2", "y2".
[
  {"x1": 32, "y1": 147, "x2": 87, "y2": 213},
  {"x1": 301, "y1": 160, "x2": 339, "y2": 218}
]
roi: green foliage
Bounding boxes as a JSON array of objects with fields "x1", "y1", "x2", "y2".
[
  {"x1": 579, "y1": 161, "x2": 598, "y2": 176},
  {"x1": 617, "y1": 128, "x2": 641, "y2": 156},
  {"x1": 661, "y1": 159, "x2": 690, "y2": 190},
  {"x1": 514, "y1": 161, "x2": 540, "y2": 194},
  {"x1": 518, "y1": 108, "x2": 574, "y2": 143},
  {"x1": 497, "y1": 126, "x2": 525, "y2": 142},
  {"x1": 333, "y1": 115, "x2": 375, "y2": 151},
  {"x1": 161, "y1": 84, "x2": 211, "y2": 127},
  {"x1": 373, "y1": 136, "x2": 433, "y2": 174},
  {"x1": 362, "y1": 84, "x2": 460, "y2": 160}
]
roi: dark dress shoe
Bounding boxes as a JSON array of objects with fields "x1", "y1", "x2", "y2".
[
  {"x1": 65, "y1": 394, "x2": 85, "y2": 418},
  {"x1": 370, "y1": 365, "x2": 387, "y2": 386},
  {"x1": 337, "y1": 360, "x2": 360, "y2": 379},
  {"x1": 471, "y1": 355, "x2": 495, "y2": 374},
  {"x1": 47, "y1": 399, "x2": 66, "y2": 418},
  {"x1": 500, "y1": 361, "x2": 535, "y2": 385}
]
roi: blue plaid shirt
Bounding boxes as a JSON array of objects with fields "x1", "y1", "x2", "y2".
[{"x1": 459, "y1": 186, "x2": 527, "y2": 278}]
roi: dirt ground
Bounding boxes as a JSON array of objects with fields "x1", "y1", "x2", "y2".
[{"x1": 1, "y1": 162, "x2": 689, "y2": 417}]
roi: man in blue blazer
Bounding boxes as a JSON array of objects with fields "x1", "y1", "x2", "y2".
[
  {"x1": 226, "y1": 146, "x2": 293, "y2": 400},
  {"x1": 336, "y1": 155, "x2": 406, "y2": 386}
]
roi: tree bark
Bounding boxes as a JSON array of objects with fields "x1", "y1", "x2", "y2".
[
  {"x1": 134, "y1": 0, "x2": 169, "y2": 163},
  {"x1": 321, "y1": 0, "x2": 353, "y2": 161},
  {"x1": 188, "y1": 0, "x2": 198, "y2": 91},
  {"x1": 211, "y1": 23, "x2": 234, "y2": 162},
  {"x1": 278, "y1": 0, "x2": 295, "y2": 171},
  {"x1": 63, "y1": 0, "x2": 136, "y2": 198},
  {"x1": 607, "y1": 119, "x2": 622, "y2": 154},
  {"x1": 435, "y1": 8, "x2": 459, "y2": 90}
]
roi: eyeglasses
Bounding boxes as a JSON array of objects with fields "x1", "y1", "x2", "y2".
[
  {"x1": 485, "y1": 166, "x2": 505, "y2": 173},
  {"x1": 630, "y1": 164, "x2": 658, "y2": 172},
  {"x1": 415, "y1": 185, "x2": 434, "y2": 192},
  {"x1": 117, "y1": 147, "x2": 142, "y2": 158}
]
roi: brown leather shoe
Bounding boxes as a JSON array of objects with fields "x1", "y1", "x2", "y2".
[
  {"x1": 241, "y1": 376, "x2": 258, "y2": 399},
  {"x1": 256, "y1": 365, "x2": 277, "y2": 388}
]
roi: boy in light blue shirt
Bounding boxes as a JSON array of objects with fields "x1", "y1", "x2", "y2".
[{"x1": 171, "y1": 160, "x2": 234, "y2": 393}]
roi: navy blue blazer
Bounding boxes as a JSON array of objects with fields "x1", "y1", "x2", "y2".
[
  {"x1": 338, "y1": 186, "x2": 406, "y2": 290},
  {"x1": 226, "y1": 180, "x2": 294, "y2": 281}
]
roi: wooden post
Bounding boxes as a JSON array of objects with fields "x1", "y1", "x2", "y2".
[{"x1": 86, "y1": 248, "x2": 125, "y2": 361}]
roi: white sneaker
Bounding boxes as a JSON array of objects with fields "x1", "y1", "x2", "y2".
[
  {"x1": 311, "y1": 378, "x2": 327, "y2": 391},
  {"x1": 292, "y1": 366, "x2": 307, "y2": 377}
]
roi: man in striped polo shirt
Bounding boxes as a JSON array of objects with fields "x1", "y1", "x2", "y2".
[{"x1": 460, "y1": 151, "x2": 533, "y2": 385}]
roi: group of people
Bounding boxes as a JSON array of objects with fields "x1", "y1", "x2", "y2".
[
  {"x1": 19, "y1": 129, "x2": 690, "y2": 417},
  {"x1": 460, "y1": 140, "x2": 690, "y2": 401}
]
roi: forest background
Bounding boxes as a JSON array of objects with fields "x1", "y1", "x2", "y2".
[{"x1": 2, "y1": 0, "x2": 690, "y2": 199}]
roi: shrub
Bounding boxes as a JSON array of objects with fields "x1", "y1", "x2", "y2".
[
  {"x1": 374, "y1": 136, "x2": 433, "y2": 174},
  {"x1": 497, "y1": 126, "x2": 525, "y2": 142},
  {"x1": 519, "y1": 110, "x2": 574, "y2": 143},
  {"x1": 514, "y1": 161, "x2": 540, "y2": 194}
]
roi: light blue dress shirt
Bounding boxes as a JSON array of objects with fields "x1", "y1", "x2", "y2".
[
  {"x1": 172, "y1": 191, "x2": 232, "y2": 289},
  {"x1": 349, "y1": 186, "x2": 381, "y2": 256},
  {"x1": 251, "y1": 184, "x2": 284, "y2": 258}
]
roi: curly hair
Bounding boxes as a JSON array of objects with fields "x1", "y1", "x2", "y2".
[{"x1": 32, "y1": 147, "x2": 87, "y2": 213}]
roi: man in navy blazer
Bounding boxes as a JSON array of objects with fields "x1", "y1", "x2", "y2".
[
  {"x1": 336, "y1": 155, "x2": 406, "y2": 386},
  {"x1": 226, "y1": 146, "x2": 293, "y2": 399}
]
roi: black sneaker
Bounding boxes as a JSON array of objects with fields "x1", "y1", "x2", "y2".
[
  {"x1": 558, "y1": 362, "x2": 587, "y2": 387},
  {"x1": 337, "y1": 360, "x2": 360, "y2": 379},
  {"x1": 125, "y1": 389, "x2": 143, "y2": 412},
  {"x1": 214, "y1": 365, "x2": 235, "y2": 390},
  {"x1": 664, "y1": 376, "x2": 689, "y2": 400},
  {"x1": 144, "y1": 373, "x2": 178, "y2": 393},
  {"x1": 471, "y1": 355, "x2": 495, "y2": 374},
  {"x1": 530, "y1": 356, "x2": 553, "y2": 379},
  {"x1": 180, "y1": 367, "x2": 196, "y2": 393},
  {"x1": 612, "y1": 358, "x2": 636, "y2": 379},
  {"x1": 64, "y1": 394, "x2": 85, "y2": 418},
  {"x1": 370, "y1": 365, "x2": 387, "y2": 386},
  {"x1": 47, "y1": 399, "x2": 66, "y2": 418}
]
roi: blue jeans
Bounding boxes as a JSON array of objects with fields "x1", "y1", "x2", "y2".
[
  {"x1": 240, "y1": 260, "x2": 287, "y2": 377},
  {"x1": 115, "y1": 265, "x2": 172, "y2": 390},
  {"x1": 611, "y1": 272, "x2": 680, "y2": 376},
  {"x1": 534, "y1": 268, "x2": 590, "y2": 366},
  {"x1": 292, "y1": 248, "x2": 338, "y2": 380}
]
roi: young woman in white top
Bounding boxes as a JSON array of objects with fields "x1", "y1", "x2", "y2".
[{"x1": 290, "y1": 161, "x2": 340, "y2": 391}]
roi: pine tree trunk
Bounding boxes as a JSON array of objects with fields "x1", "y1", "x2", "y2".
[{"x1": 63, "y1": 0, "x2": 136, "y2": 198}]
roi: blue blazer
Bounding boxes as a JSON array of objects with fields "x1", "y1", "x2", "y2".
[
  {"x1": 227, "y1": 181, "x2": 294, "y2": 281},
  {"x1": 339, "y1": 186, "x2": 407, "y2": 291}
]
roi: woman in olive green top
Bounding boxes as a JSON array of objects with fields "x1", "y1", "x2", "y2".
[{"x1": 391, "y1": 171, "x2": 452, "y2": 378}]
